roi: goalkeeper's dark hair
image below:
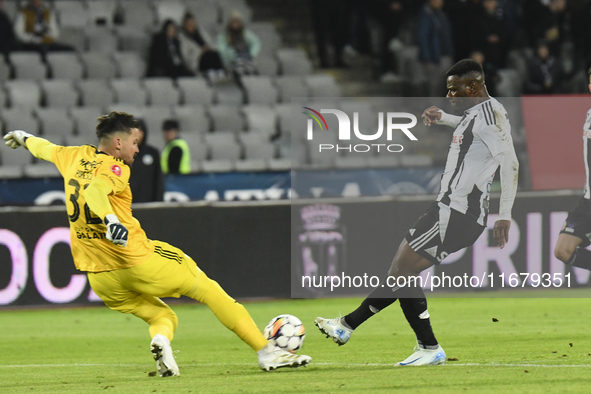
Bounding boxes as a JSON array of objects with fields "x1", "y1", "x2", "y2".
[
  {"x1": 96, "y1": 111, "x2": 140, "y2": 141},
  {"x1": 446, "y1": 59, "x2": 484, "y2": 81}
]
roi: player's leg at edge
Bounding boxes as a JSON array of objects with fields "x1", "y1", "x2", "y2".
[
  {"x1": 555, "y1": 233, "x2": 591, "y2": 271},
  {"x1": 185, "y1": 268, "x2": 312, "y2": 371},
  {"x1": 315, "y1": 239, "x2": 446, "y2": 366}
]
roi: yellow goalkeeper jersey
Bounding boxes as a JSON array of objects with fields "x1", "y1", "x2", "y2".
[{"x1": 28, "y1": 137, "x2": 154, "y2": 272}]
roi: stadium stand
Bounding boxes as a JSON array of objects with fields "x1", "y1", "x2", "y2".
[
  {"x1": 5, "y1": 80, "x2": 42, "y2": 107},
  {"x1": 35, "y1": 107, "x2": 75, "y2": 138},
  {"x1": 0, "y1": 0, "x2": 397, "y2": 178},
  {"x1": 41, "y1": 79, "x2": 79, "y2": 108},
  {"x1": 46, "y1": 52, "x2": 84, "y2": 80},
  {"x1": 10, "y1": 52, "x2": 47, "y2": 80}
]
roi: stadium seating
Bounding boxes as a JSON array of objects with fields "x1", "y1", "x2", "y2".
[
  {"x1": 182, "y1": 133, "x2": 208, "y2": 163},
  {"x1": 255, "y1": 56, "x2": 279, "y2": 77},
  {"x1": 1, "y1": 107, "x2": 39, "y2": 134},
  {"x1": 305, "y1": 75, "x2": 342, "y2": 97},
  {"x1": 59, "y1": 27, "x2": 87, "y2": 52},
  {"x1": 5, "y1": 80, "x2": 42, "y2": 107},
  {"x1": 0, "y1": 0, "x2": 357, "y2": 177},
  {"x1": 144, "y1": 78, "x2": 181, "y2": 106},
  {"x1": 154, "y1": 0, "x2": 186, "y2": 25},
  {"x1": 111, "y1": 78, "x2": 148, "y2": 106},
  {"x1": 81, "y1": 52, "x2": 118, "y2": 79},
  {"x1": 240, "y1": 133, "x2": 276, "y2": 160},
  {"x1": 0, "y1": 140, "x2": 33, "y2": 166},
  {"x1": 209, "y1": 105, "x2": 244, "y2": 131},
  {"x1": 78, "y1": 80, "x2": 115, "y2": 107},
  {"x1": 86, "y1": 1, "x2": 117, "y2": 27},
  {"x1": 46, "y1": 53, "x2": 85, "y2": 80},
  {"x1": 10, "y1": 52, "x2": 47, "y2": 80},
  {"x1": 242, "y1": 104, "x2": 277, "y2": 138},
  {"x1": 176, "y1": 77, "x2": 215, "y2": 106},
  {"x1": 41, "y1": 80, "x2": 80, "y2": 108},
  {"x1": 174, "y1": 105, "x2": 210, "y2": 133},
  {"x1": 275, "y1": 76, "x2": 310, "y2": 102},
  {"x1": 276, "y1": 49, "x2": 313, "y2": 75},
  {"x1": 275, "y1": 104, "x2": 291, "y2": 136},
  {"x1": 70, "y1": 106, "x2": 103, "y2": 136},
  {"x1": 116, "y1": 26, "x2": 152, "y2": 55},
  {"x1": 23, "y1": 162, "x2": 61, "y2": 178},
  {"x1": 87, "y1": 27, "x2": 119, "y2": 53},
  {"x1": 54, "y1": 0, "x2": 88, "y2": 28},
  {"x1": 114, "y1": 51, "x2": 148, "y2": 78},
  {"x1": 242, "y1": 76, "x2": 278, "y2": 105},
  {"x1": 35, "y1": 108, "x2": 75, "y2": 138}
]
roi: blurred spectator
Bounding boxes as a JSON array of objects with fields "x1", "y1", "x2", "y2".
[
  {"x1": 0, "y1": 0, "x2": 16, "y2": 58},
  {"x1": 525, "y1": 0, "x2": 568, "y2": 54},
  {"x1": 368, "y1": 0, "x2": 410, "y2": 77},
  {"x1": 14, "y1": 0, "x2": 73, "y2": 56},
  {"x1": 147, "y1": 19, "x2": 195, "y2": 78},
  {"x1": 180, "y1": 12, "x2": 226, "y2": 81},
  {"x1": 129, "y1": 119, "x2": 165, "y2": 203},
  {"x1": 525, "y1": 40, "x2": 562, "y2": 94},
  {"x1": 217, "y1": 11, "x2": 261, "y2": 76},
  {"x1": 160, "y1": 119, "x2": 191, "y2": 175},
  {"x1": 443, "y1": 0, "x2": 479, "y2": 62},
  {"x1": 475, "y1": 0, "x2": 506, "y2": 68},
  {"x1": 569, "y1": 0, "x2": 591, "y2": 70},
  {"x1": 417, "y1": 0, "x2": 454, "y2": 96},
  {"x1": 308, "y1": 0, "x2": 351, "y2": 68},
  {"x1": 470, "y1": 50, "x2": 499, "y2": 96}
]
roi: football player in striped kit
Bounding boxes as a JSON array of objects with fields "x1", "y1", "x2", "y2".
[
  {"x1": 554, "y1": 68, "x2": 591, "y2": 270},
  {"x1": 315, "y1": 59, "x2": 519, "y2": 366}
]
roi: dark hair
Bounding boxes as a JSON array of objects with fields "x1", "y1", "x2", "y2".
[
  {"x1": 162, "y1": 119, "x2": 180, "y2": 131},
  {"x1": 136, "y1": 118, "x2": 147, "y2": 133},
  {"x1": 588, "y1": 66, "x2": 591, "y2": 77},
  {"x1": 161, "y1": 19, "x2": 176, "y2": 34},
  {"x1": 96, "y1": 111, "x2": 139, "y2": 141},
  {"x1": 183, "y1": 11, "x2": 195, "y2": 24},
  {"x1": 446, "y1": 59, "x2": 484, "y2": 79}
]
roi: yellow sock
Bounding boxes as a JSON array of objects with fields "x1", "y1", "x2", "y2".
[
  {"x1": 148, "y1": 316, "x2": 177, "y2": 342},
  {"x1": 191, "y1": 271, "x2": 268, "y2": 352}
]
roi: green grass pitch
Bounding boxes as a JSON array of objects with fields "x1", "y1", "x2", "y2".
[{"x1": 2, "y1": 296, "x2": 591, "y2": 393}]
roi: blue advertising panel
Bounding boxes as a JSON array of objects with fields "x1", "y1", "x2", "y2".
[{"x1": 0, "y1": 168, "x2": 443, "y2": 205}]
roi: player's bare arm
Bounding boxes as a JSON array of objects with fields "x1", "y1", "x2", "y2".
[
  {"x1": 495, "y1": 148, "x2": 519, "y2": 249},
  {"x1": 422, "y1": 107, "x2": 463, "y2": 128}
]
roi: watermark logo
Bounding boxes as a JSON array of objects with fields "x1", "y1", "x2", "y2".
[{"x1": 303, "y1": 107, "x2": 418, "y2": 153}]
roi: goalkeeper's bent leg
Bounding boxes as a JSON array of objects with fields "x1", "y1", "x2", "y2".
[
  {"x1": 187, "y1": 270, "x2": 268, "y2": 352},
  {"x1": 89, "y1": 272, "x2": 179, "y2": 342}
]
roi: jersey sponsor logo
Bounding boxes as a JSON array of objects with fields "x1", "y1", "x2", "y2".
[
  {"x1": 452, "y1": 135, "x2": 463, "y2": 144},
  {"x1": 110, "y1": 165, "x2": 122, "y2": 177}
]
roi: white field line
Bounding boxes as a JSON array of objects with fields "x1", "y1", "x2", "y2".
[{"x1": 1, "y1": 362, "x2": 591, "y2": 368}]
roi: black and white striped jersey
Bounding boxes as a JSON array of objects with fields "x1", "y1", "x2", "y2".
[
  {"x1": 583, "y1": 109, "x2": 591, "y2": 199},
  {"x1": 436, "y1": 98, "x2": 514, "y2": 226}
]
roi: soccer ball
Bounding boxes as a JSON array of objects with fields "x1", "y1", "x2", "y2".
[{"x1": 263, "y1": 314, "x2": 305, "y2": 353}]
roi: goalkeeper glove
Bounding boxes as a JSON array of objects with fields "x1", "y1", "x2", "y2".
[
  {"x1": 3, "y1": 130, "x2": 34, "y2": 150},
  {"x1": 104, "y1": 214, "x2": 129, "y2": 247}
]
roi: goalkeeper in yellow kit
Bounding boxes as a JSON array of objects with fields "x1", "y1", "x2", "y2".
[{"x1": 3, "y1": 111, "x2": 311, "y2": 376}]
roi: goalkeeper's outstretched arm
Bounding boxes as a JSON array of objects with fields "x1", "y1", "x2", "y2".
[{"x1": 3, "y1": 130, "x2": 59, "y2": 163}]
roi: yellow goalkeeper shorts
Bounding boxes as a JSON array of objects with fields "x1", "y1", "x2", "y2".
[{"x1": 88, "y1": 240, "x2": 201, "y2": 306}]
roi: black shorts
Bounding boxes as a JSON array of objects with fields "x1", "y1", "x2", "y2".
[
  {"x1": 405, "y1": 202, "x2": 485, "y2": 265},
  {"x1": 560, "y1": 197, "x2": 591, "y2": 247}
]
